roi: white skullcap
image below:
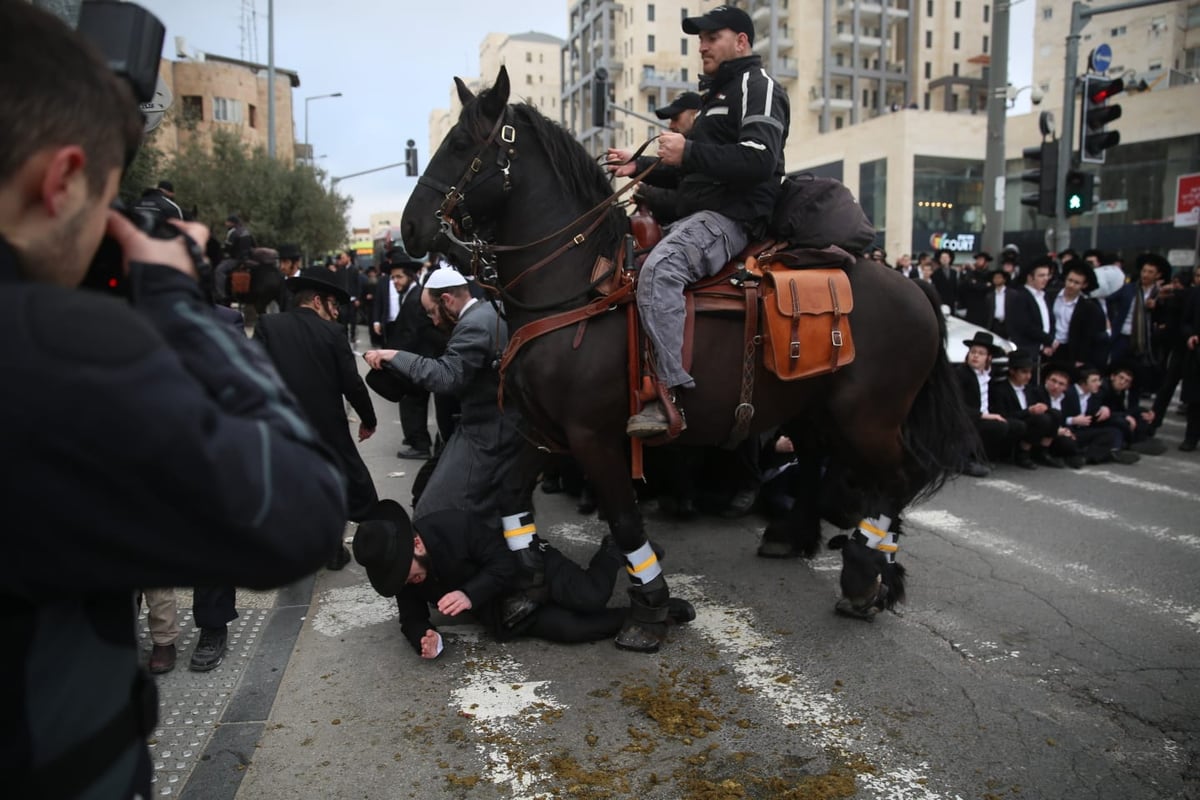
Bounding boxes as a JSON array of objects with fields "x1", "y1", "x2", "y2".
[{"x1": 424, "y1": 267, "x2": 468, "y2": 290}]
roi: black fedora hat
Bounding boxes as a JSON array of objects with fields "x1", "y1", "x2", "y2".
[
  {"x1": 286, "y1": 266, "x2": 351, "y2": 304},
  {"x1": 1007, "y1": 349, "x2": 1035, "y2": 371},
  {"x1": 1135, "y1": 252, "x2": 1170, "y2": 278},
  {"x1": 277, "y1": 243, "x2": 302, "y2": 261},
  {"x1": 364, "y1": 366, "x2": 418, "y2": 403},
  {"x1": 962, "y1": 330, "x2": 1005, "y2": 357},
  {"x1": 386, "y1": 252, "x2": 423, "y2": 275},
  {"x1": 352, "y1": 499, "x2": 415, "y2": 597},
  {"x1": 1062, "y1": 261, "x2": 1099, "y2": 293},
  {"x1": 1041, "y1": 359, "x2": 1077, "y2": 384},
  {"x1": 654, "y1": 91, "x2": 703, "y2": 120}
]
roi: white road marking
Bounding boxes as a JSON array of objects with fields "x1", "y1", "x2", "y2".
[
  {"x1": 1084, "y1": 469, "x2": 1199, "y2": 502},
  {"x1": 448, "y1": 632, "x2": 562, "y2": 800},
  {"x1": 671, "y1": 573, "x2": 960, "y2": 800},
  {"x1": 906, "y1": 509, "x2": 1200, "y2": 634},
  {"x1": 978, "y1": 479, "x2": 1200, "y2": 552},
  {"x1": 311, "y1": 583, "x2": 396, "y2": 636}
]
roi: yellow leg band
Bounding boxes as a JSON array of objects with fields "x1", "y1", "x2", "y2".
[
  {"x1": 626, "y1": 554, "x2": 659, "y2": 576},
  {"x1": 504, "y1": 524, "x2": 537, "y2": 539}
]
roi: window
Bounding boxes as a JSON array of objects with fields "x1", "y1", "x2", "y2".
[
  {"x1": 983, "y1": 35, "x2": 989, "y2": 54},
  {"x1": 648, "y1": 97, "x2": 656, "y2": 113},
  {"x1": 835, "y1": 116, "x2": 844, "y2": 130},
  {"x1": 954, "y1": 1, "x2": 961, "y2": 18},
  {"x1": 1042, "y1": 6, "x2": 1053, "y2": 20},
  {"x1": 681, "y1": 8, "x2": 688, "y2": 20},
  {"x1": 681, "y1": 38, "x2": 688, "y2": 55},
  {"x1": 526, "y1": 74, "x2": 533, "y2": 85},
  {"x1": 213, "y1": 97, "x2": 242, "y2": 123},
  {"x1": 648, "y1": 3, "x2": 655, "y2": 21},
  {"x1": 1190, "y1": 5, "x2": 1200, "y2": 26},
  {"x1": 924, "y1": 61, "x2": 931, "y2": 79},
  {"x1": 1110, "y1": 25, "x2": 1126, "y2": 36},
  {"x1": 952, "y1": 62, "x2": 959, "y2": 76},
  {"x1": 680, "y1": 68, "x2": 688, "y2": 82},
  {"x1": 953, "y1": 32, "x2": 960, "y2": 49},
  {"x1": 526, "y1": 52, "x2": 532, "y2": 63},
  {"x1": 926, "y1": 0, "x2": 933, "y2": 16},
  {"x1": 835, "y1": 52, "x2": 844, "y2": 66},
  {"x1": 863, "y1": 89, "x2": 869, "y2": 107},
  {"x1": 984, "y1": 4, "x2": 990, "y2": 23},
  {"x1": 1148, "y1": 59, "x2": 1162, "y2": 71},
  {"x1": 248, "y1": 104, "x2": 257, "y2": 128},
  {"x1": 925, "y1": 30, "x2": 932, "y2": 48},
  {"x1": 181, "y1": 95, "x2": 202, "y2": 123},
  {"x1": 540, "y1": 53, "x2": 544, "y2": 63},
  {"x1": 924, "y1": 91, "x2": 931, "y2": 110},
  {"x1": 648, "y1": 34, "x2": 655, "y2": 52}
]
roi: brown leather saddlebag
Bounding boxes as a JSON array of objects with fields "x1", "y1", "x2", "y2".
[
  {"x1": 760, "y1": 268, "x2": 855, "y2": 380},
  {"x1": 230, "y1": 269, "x2": 252, "y2": 295}
]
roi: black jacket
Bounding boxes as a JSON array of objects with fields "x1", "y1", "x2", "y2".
[
  {"x1": 396, "y1": 509, "x2": 517, "y2": 652},
  {"x1": 255, "y1": 306, "x2": 379, "y2": 519},
  {"x1": 1006, "y1": 285, "x2": 1055, "y2": 356},
  {"x1": 133, "y1": 187, "x2": 185, "y2": 221},
  {"x1": 388, "y1": 283, "x2": 446, "y2": 357},
  {"x1": 223, "y1": 224, "x2": 256, "y2": 260},
  {"x1": 1047, "y1": 290, "x2": 1109, "y2": 369},
  {"x1": 635, "y1": 54, "x2": 789, "y2": 233},
  {"x1": 1, "y1": 236, "x2": 345, "y2": 798}
]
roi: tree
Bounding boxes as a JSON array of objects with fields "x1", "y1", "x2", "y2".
[{"x1": 159, "y1": 129, "x2": 349, "y2": 256}]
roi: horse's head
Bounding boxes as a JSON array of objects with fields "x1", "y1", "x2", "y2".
[{"x1": 401, "y1": 66, "x2": 515, "y2": 259}]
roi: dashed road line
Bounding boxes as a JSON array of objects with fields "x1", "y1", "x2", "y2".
[{"x1": 1084, "y1": 469, "x2": 1200, "y2": 501}]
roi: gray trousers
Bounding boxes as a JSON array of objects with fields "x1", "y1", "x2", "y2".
[{"x1": 637, "y1": 210, "x2": 747, "y2": 389}]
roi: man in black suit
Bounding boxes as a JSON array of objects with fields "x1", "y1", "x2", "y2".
[
  {"x1": 254, "y1": 267, "x2": 380, "y2": 566},
  {"x1": 1006, "y1": 258, "x2": 1056, "y2": 371},
  {"x1": 989, "y1": 349, "x2": 1063, "y2": 468},
  {"x1": 1099, "y1": 362, "x2": 1166, "y2": 455},
  {"x1": 930, "y1": 248, "x2": 958, "y2": 310},
  {"x1": 959, "y1": 251, "x2": 993, "y2": 323},
  {"x1": 1042, "y1": 363, "x2": 1125, "y2": 466},
  {"x1": 1048, "y1": 262, "x2": 1110, "y2": 370},
  {"x1": 953, "y1": 331, "x2": 1021, "y2": 474},
  {"x1": 383, "y1": 254, "x2": 441, "y2": 459}
]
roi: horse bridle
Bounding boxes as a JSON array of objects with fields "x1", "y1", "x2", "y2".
[{"x1": 418, "y1": 109, "x2": 517, "y2": 245}]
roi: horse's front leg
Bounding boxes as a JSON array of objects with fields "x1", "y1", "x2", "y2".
[
  {"x1": 568, "y1": 427, "x2": 682, "y2": 653},
  {"x1": 494, "y1": 442, "x2": 551, "y2": 628}
]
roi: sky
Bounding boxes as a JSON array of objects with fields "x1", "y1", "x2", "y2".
[{"x1": 133, "y1": 0, "x2": 1035, "y2": 231}]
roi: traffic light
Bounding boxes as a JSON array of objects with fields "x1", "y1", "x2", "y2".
[
  {"x1": 1021, "y1": 140, "x2": 1058, "y2": 217},
  {"x1": 592, "y1": 68, "x2": 609, "y2": 129},
  {"x1": 1079, "y1": 75, "x2": 1123, "y2": 164},
  {"x1": 404, "y1": 140, "x2": 418, "y2": 177},
  {"x1": 1064, "y1": 169, "x2": 1095, "y2": 216}
]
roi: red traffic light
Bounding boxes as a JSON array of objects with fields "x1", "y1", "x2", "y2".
[{"x1": 1087, "y1": 77, "x2": 1124, "y2": 104}]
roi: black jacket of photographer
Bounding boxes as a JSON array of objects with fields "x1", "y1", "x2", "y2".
[
  {"x1": 0, "y1": 235, "x2": 347, "y2": 799},
  {"x1": 631, "y1": 54, "x2": 789, "y2": 236}
]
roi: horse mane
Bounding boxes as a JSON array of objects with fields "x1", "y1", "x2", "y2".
[{"x1": 460, "y1": 90, "x2": 628, "y2": 246}]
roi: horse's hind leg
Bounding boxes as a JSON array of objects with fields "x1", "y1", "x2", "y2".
[
  {"x1": 568, "y1": 428, "x2": 678, "y2": 653},
  {"x1": 494, "y1": 443, "x2": 552, "y2": 628},
  {"x1": 757, "y1": 450, "x2": 822, "y2": 559}
]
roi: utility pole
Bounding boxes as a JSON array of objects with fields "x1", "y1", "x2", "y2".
[
  {"x1": 1056, "y1": 0, "x2": 1175, "y2": 253},
  {"x1": 267, "y1": 0, "x2": 276, "y2": 159},
  {"x1": 981, "y1": 0, "x2": 1011, "y2": 257}
]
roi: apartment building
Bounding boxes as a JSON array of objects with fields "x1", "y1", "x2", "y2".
[
  {"x1": 428, "y1": 31, "x2": 565, "y2": 162},
  {"x1": 154, "y1": 41, "x2": 299, "y2": 164}
]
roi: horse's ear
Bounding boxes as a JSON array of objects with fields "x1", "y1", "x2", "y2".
[
  {"x1": 454, "y1": 77, "x2": 475, "y2": 107},
  {"x1": 481, "y1": 65, "x2": 510, "y2": 118}
]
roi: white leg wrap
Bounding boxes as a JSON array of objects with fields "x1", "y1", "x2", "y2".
[
  {"x1": 502, "y1": 512, "x2": 535, "y2": 551},
  {"x1": 855, "y1": 516, "x2": 898, "y2": 563},
  {"x1": 624, "y1": 541, "x2": 662, "y2": 584}
]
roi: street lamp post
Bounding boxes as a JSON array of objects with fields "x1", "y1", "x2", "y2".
[{"x1": 303, "y1": 92, "x2": 342, "y2": 164}]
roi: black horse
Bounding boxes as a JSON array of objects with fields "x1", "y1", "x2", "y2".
[
  {"x1": 401, "y1": 67, "x2": 977, "y2": 651},
  {"x1": 227, "y1": 247, "x2": 284, "y2": 319}
]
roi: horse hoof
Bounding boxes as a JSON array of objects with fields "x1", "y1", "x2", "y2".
[
  {"x1": 757, "y1": 540, "x2": 804, "y2": 559},
  {"x1": 665, "y1": 598, "x2": 695, "y2": 625},
  {"x1": 614, "y1": 622, "x2": 664, "y2": 653},
  {"x1": 834, "y1": 598, "x2": 878, "y2": 622}
]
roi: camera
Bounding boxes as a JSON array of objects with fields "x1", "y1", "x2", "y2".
[{"x1": 74, "y1": 1, "x2": 177, "y2": 298}]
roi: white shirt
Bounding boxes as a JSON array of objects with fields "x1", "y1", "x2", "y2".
[
  {"x1": 1009, "y1": 381, "x2": 1028, "y2": 411},
  {"x1": 386, "y1": 280, "x2": 401, "y2": 322},
  {"x1": 1026, "y1": 285, "x2": 1050, "y2": 335},
  {"x1": 1053, "y1": 292, "x2": 1078, "y2": 344},
  {"x1": 993, "y1": 286, "x2": 1006, "y2": 321},
  {"x1": 975, "y1": 368, "x2": 990, "y2": 415},
  {"x1": 1049, "y1": 391, "x2": 1064, "y2": 412}
]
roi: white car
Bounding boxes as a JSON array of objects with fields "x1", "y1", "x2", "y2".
[{"x1": 943, "y1": 309, "x2": 1016, "y2": 364}]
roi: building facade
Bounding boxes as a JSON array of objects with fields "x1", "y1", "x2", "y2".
[{"x1": 154, "y1": 41, "x2": 299, "y2": 164}]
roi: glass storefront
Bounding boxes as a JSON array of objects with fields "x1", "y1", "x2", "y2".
[
  {"x1": 859, "y1": 158, "x2": 887, "y2": 246},
  {"x1": 911, "y1": 156, "x2": 984, "y2": 258}
]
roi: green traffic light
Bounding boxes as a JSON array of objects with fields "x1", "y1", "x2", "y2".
[{"x1": 1068, "y1": 194, "x2": 1082, "y2": 211}]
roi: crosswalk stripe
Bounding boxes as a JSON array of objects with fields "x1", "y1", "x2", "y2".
[
  {"x1": 978, "y1": 478, "x2": 1200, "y2": 552},
  {"x1": 906, "y1": 509, "x2": 1200, "y2": 634},
  {"x1": 1085, "y1": 469, "x2": 1199, "y2": 501},
  {"x1": 671, "y1": 573, "x2": 953, "y2": 800}
]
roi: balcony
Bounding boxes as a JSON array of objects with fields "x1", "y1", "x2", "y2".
[
  {"x1": 638, "y1": 69, "x2": 692, "y2": 93},
  {"x1": 808, "y1": 95, "x2": 855, "y2": 111},
  {"x1": 833, "y1": 31, "x2": 883, "y2": 49},
  {"x1": 835, "y1": 0, "x2": 910, "y2": 20},
  {"x1": 774, "y1": 56, "x2": 799, "y2": 79},
  {"x1": 753, "y1": 32, "x2": 795, "y2": 55}
]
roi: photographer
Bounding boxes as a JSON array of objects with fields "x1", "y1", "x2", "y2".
[{"x1": 0, "y1": 5, "x2": 347, "y2": 798}]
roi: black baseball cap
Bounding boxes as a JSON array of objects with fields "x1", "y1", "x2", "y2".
[
  {"x1": 682, "y1": 5, "x2": 755, "y2": 45},
  {"x1": 654, "y1": 91, "x2": 703, "y2": 120}
]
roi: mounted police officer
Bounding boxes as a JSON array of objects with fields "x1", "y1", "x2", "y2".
[
  {"x1": 133, "y1": 179, "x2": 185, "y2": 222},
  {"x1": 607, "y1": 5, "x2": 790, "y2": 438},
  {"x1": 212, "y1": 213, "x2": 256, "y2": 305}
]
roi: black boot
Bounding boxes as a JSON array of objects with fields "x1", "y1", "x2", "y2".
[
  {"x1": 615, "y1": 574, "x2": 671, "y2": 653},
  {"x1": 501, "y1": 543, "x2": 547, "y2": 629}
]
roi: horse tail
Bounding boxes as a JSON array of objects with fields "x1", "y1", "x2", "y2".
[{"x1": 901, "y1": 282, "x2": 981, "y2": 504}]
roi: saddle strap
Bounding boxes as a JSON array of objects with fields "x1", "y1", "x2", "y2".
[
  {"x1": 628, "y1": 291, "x2": 645, "y2": 480},
  {"x1": 828, "y1": 276, "x2": 844, "y2": 372},
  {"x1": 723, "y1": 282, "x2": 759, "y2": 448}
]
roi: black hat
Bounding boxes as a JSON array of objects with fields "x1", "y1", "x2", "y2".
[
  {"x1": 365, "y1": 365, "x2": 419, "y2": 403},
  {"x1": 386, "y1": 252, "x2": 423, "y2": 275},
  {"x1": 1062, "y1": 261, "x2": 1099, "y2": 293},
  {"x1": 285, "y1": 266, "x2": 351, "y2": 304},
  {"x1": 1042, "y1": 360, "x2": 1076, "y2": 384},
  {"x1": 974, "y1": 251, "x2": 993, "y2": 262},
  {"x1": 682, "y1": 5, "x2": 755, "y2": 45},
  {"x1": 654, "y1": 91, "x2": 703, "y2": 120},
  {"x1": 1135, "y1": 252, "x2": 1170, "y2": 278},
  {"x1": 157, "y1": 179, "x2": 174, "y2": 192},
  {"x1": 962, "y1": 330, "x2": 1005, "y2": 357},
  {"x1": 226, "y1": 213, "x2": 241, "y2": 224},
  {"x1": 1007, "y1": 349, "x2": 1035, "y2": 371},
  {"x1": 937, "y1": 248, "x2": 955, "y2": 262},
  {"x1": 988, "y1": 268, "x2": 1010, "y2": 284},
  {"x1": 352, "y1": 500, "x2": 414, "y2": 597},
  {"x1": 277, "y1": 244, "x2": 302, "y2": 261}
]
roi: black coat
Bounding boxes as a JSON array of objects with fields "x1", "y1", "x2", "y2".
[
  {"x1": 1006, "y1": 285, "x2": 1055, "y2": 356},
  {"x1": 1182, "y1": 286, "x2": 1200, "y2": 403},
  {"x1": 954, "y1": 362, "x2": 991, "y2": 417},
  {"x1": 959, "y1": 268, "x2": 992, "y2": 322},
  {"x1": 396, "y1": 509, "x2": 517, "y2": 652},
  {"x1": 1047, "y1": 291, "x2": 1109, "y2": 369},
  {"x1": 388, "y1": 283, "x2": 446, "y2": 357},
  {"x1": 254, "y1": 306, "x2": 379, "y2": 519},
  {"x1": 931, "y1": 266, "x2": 958, "y2": 309}
]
